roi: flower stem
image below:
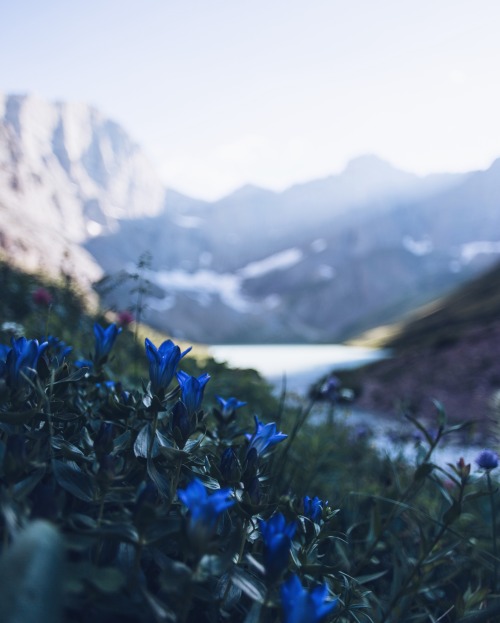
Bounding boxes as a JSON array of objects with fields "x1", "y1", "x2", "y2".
[{"x1": 487, "y1": 471, "x2": 498, "y2": 592}]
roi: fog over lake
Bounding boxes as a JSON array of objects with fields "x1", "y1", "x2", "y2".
[{"x1": 208, "y1": 343, "x2": 387, "y2": 394}]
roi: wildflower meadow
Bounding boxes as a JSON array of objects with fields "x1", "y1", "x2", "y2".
[{"x1": 0, "y1": 263, "x2": 499, "y2": 623}]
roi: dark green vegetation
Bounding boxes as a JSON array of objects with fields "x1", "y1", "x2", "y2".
[{"x1": 1, "y1": 260, "x2": 500, "y2": 622}]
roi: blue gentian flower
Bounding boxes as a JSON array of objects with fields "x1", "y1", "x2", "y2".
[
  {"x1": 94, "y1": 323, "x2": 121, "y2": 363},
  {"x1": 303, "y1": 496, "x2": 326, "y2": 523},
  {"x1": 476, "y1": 449, "x2": 499, "y2": 470},
  {"x1": 246, "y1": 416, "x2": 287, "y2": 457},
  {"x1": 3, "y1": 337, "x2": 48, "y2": 391},
  {"x1": 259, "y1": 513, "x2": 296, "y2": 583},
  {"x1": 281, "y1": 574, "x2": 338, "y2": 623},
  {"x1": 45, "y1": 335, "x2": 72, "y2": 361},
  {"x1": 178, "y1": 478, "x2": 234, "y2": 546},
  {"x1": 176, "y1": 370, "x2": 210, "y2": 415},
  {"x1": 145, "y1": 338, "x2": 191, "y2": 397},
  {"x1": 0, "y1": 344, "x2": 11, "y2": 362},
  {"x1": 215, "y1": 395, "x2": 247, "y2": 419},
  {"x1": 74, "y1": 359, "x2": 93, "y2": 370}
]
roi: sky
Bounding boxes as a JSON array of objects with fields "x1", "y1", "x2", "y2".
[{"x1": 2, "y1": 0, "x2": 500, "y2": 200}]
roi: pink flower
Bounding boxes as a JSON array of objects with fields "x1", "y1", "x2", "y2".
[
  {"x1": 32, "y1": 288, "x2": 53, "y2": 307},
  {"x1": 117, "y1": 310, "x2": 134, "y2": 327}
]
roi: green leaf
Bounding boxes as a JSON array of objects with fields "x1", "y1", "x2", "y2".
[
  {"x1": 414, "y1": 462, "x2": 435, "y2": 481},
  {"x1": 0, "y1": 408, "x2": 38, "y2": 425},
  {"x1": 50, "y1": 367, "x2": 89, "y2": 385},
  {"x1": 86, "y1": 566, "x2": 126, "y2": 593},
  {"x1": 443, "y1": 500, "x2": 462, "y2": 525},
  {"x1": 12, "y1": 468, "x2": 46, "y2": 499},
  {"x1": 134, "y1": 423, "x2": 159, "y2": 458},
  {"x1": 53, "y1": 460, "x2": 96, "y2": 502},
  {"x1": 51, "y1": 436, "x2": 88, "y2": 461},
  {"x1": 0, "y1": 521, "x2": 64, "y2": 623},
  {"x1": 432, "y1": 399, "x2": 447, "y2": 428},
  {"x1": 355, "y1": 569, "x2": 389, "y2": 584},
  {"x1": 231, "y1": 567, "x2": 266, "y2": 603},
  {"x1": 147, "y1": 454, "x2": 171, "y2": 499}
]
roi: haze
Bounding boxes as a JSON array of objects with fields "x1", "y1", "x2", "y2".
[{"x1": 2, "y1": 0, "x2": 500, "y2": 200}]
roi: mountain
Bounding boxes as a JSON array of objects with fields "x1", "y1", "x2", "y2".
[
  {"x1": 1, "y1": 92, "x2": 500, "y2": 344},
  {"x1": 342, "y1": 259, "x2": 500, "y2": 435},
  {"x1": 0, "y1": 93, "x2": 167, "y2": 289}
]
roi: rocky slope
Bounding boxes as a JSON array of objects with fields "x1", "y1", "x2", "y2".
[
  {"x1": 0, "y1": 93, "x2": 166, "y2": 289},
  {"x1": 344, "y1": 261, "x2": 500, "y2": 439}
]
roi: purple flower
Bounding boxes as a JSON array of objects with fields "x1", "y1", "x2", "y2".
[
  {"x1": 94, "y1": 323, "x2": 121, "y2": 364},
  {"x1": 476, "y1": 449, "x2": 499, "y2": 470},
  {"x1": 281, "y1": 574, "x2": 338, "y2": 623},
  {"x1": 145, "y1": 338, "x2": 191, "y2": 397},
  {"x1": 246, "y1": 416, "x2": 287, "y2": 458},
  {"x1": 176, "y1": 370, "x2": 210, "y2": 415},
  {"x1": 259, "y1": 513, "x2": 296, "y2": 583}
]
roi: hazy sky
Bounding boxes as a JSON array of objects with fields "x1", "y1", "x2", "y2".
[{"x1": 2, "y1": 0, "x2": 500, "y2": 200}]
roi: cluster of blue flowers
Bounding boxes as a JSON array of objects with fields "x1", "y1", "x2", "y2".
[{"x1": 0, "y1": 321, "x2": 342, "y2": 621}]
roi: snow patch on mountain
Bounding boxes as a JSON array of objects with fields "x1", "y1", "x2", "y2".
[
  {"x1": 311, "y1": 238, "x2": 327, "y2": 253},
  {"x1": 141, "y1": 249, "x2": 304, "y2": 314},
  {"x1": 239, "y1": 248, "x2": 302, "y2": 279},
  {"x1": 460, "y1": 241, "x2": 500, "y2": 264},
  {"x1": 403, "y1": 236, "x2": 433, "y2": 256}
]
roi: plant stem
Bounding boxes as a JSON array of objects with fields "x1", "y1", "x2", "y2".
[
  {"x1": 487, "y1": 471, "x2": 498, "y2": 592},
  {"x1": 380, "y1": 522, "x2": 448, "y2": 623}
]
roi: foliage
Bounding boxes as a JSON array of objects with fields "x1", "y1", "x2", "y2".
[{"x1": 1, "y1": 263, "x2": 500, "y2": 622}]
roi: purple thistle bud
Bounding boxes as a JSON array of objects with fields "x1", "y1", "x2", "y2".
[{"x1": 476, "y1": 449, "x2": 499, "y2": 470}]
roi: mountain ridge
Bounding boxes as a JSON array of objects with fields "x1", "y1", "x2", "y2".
[{"x1": 1, "y1": 92, "x2": 500, "y2": 344}]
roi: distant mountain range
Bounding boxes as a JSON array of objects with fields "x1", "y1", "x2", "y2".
[{"x1": 1, "y1": 92, "x2": 500, "y2": 343}]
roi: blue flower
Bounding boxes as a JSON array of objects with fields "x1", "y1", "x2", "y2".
[
  {"x1": 476, "y1": 449, "x2": 499, "y2": 470},
  {"x1": 3, "y1": 337, "x2": 48, "y2": 391},
  {"x1": 145, "y1": 338, "x2": 191, "y2": 397},
  {"x1": 0, "y1": 344, "x2": 11, "y2": 362},
  {"x1": 246, "y1": 416, "x2": 287, "y2": 457},
  {"x1": 303, "y1": 496, "x2": 326, "y2": 523},
  {"x1": 74, "y1": 359, "x2": 93, "y2": 370},
  {"x1": 259, "y1": 513, "x2": 296, "y2": 583},
  {"x1": 176, "y1": 370, "x2": 210, "y2": 415},
  {"x1": 45, "y1": 335, "x2": 73, "y2": 362},
  {"x1": 215, "y1": 395, "x2": 247, "y2": 419},
  {"x1": 178, "y1": 478, "x2": 234, "y2": 545},
  {"x1": 94, "y1": 323, "x2": 121, "y2": 363},
  {"x1": 281, "y1": 574, "x2": 338, "y2": 623}
]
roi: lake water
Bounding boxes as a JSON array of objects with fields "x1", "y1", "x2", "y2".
[
  {"x1": 207, "y1": 343, "x2": 388, "y2": 394},
  {"x1": 207, "y1": 343, "x2": 486, "y2": 470}
]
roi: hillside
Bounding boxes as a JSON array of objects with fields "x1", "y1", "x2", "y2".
[{"x1": 345, "y1": 261, "x2": 500, "y2": 438}]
